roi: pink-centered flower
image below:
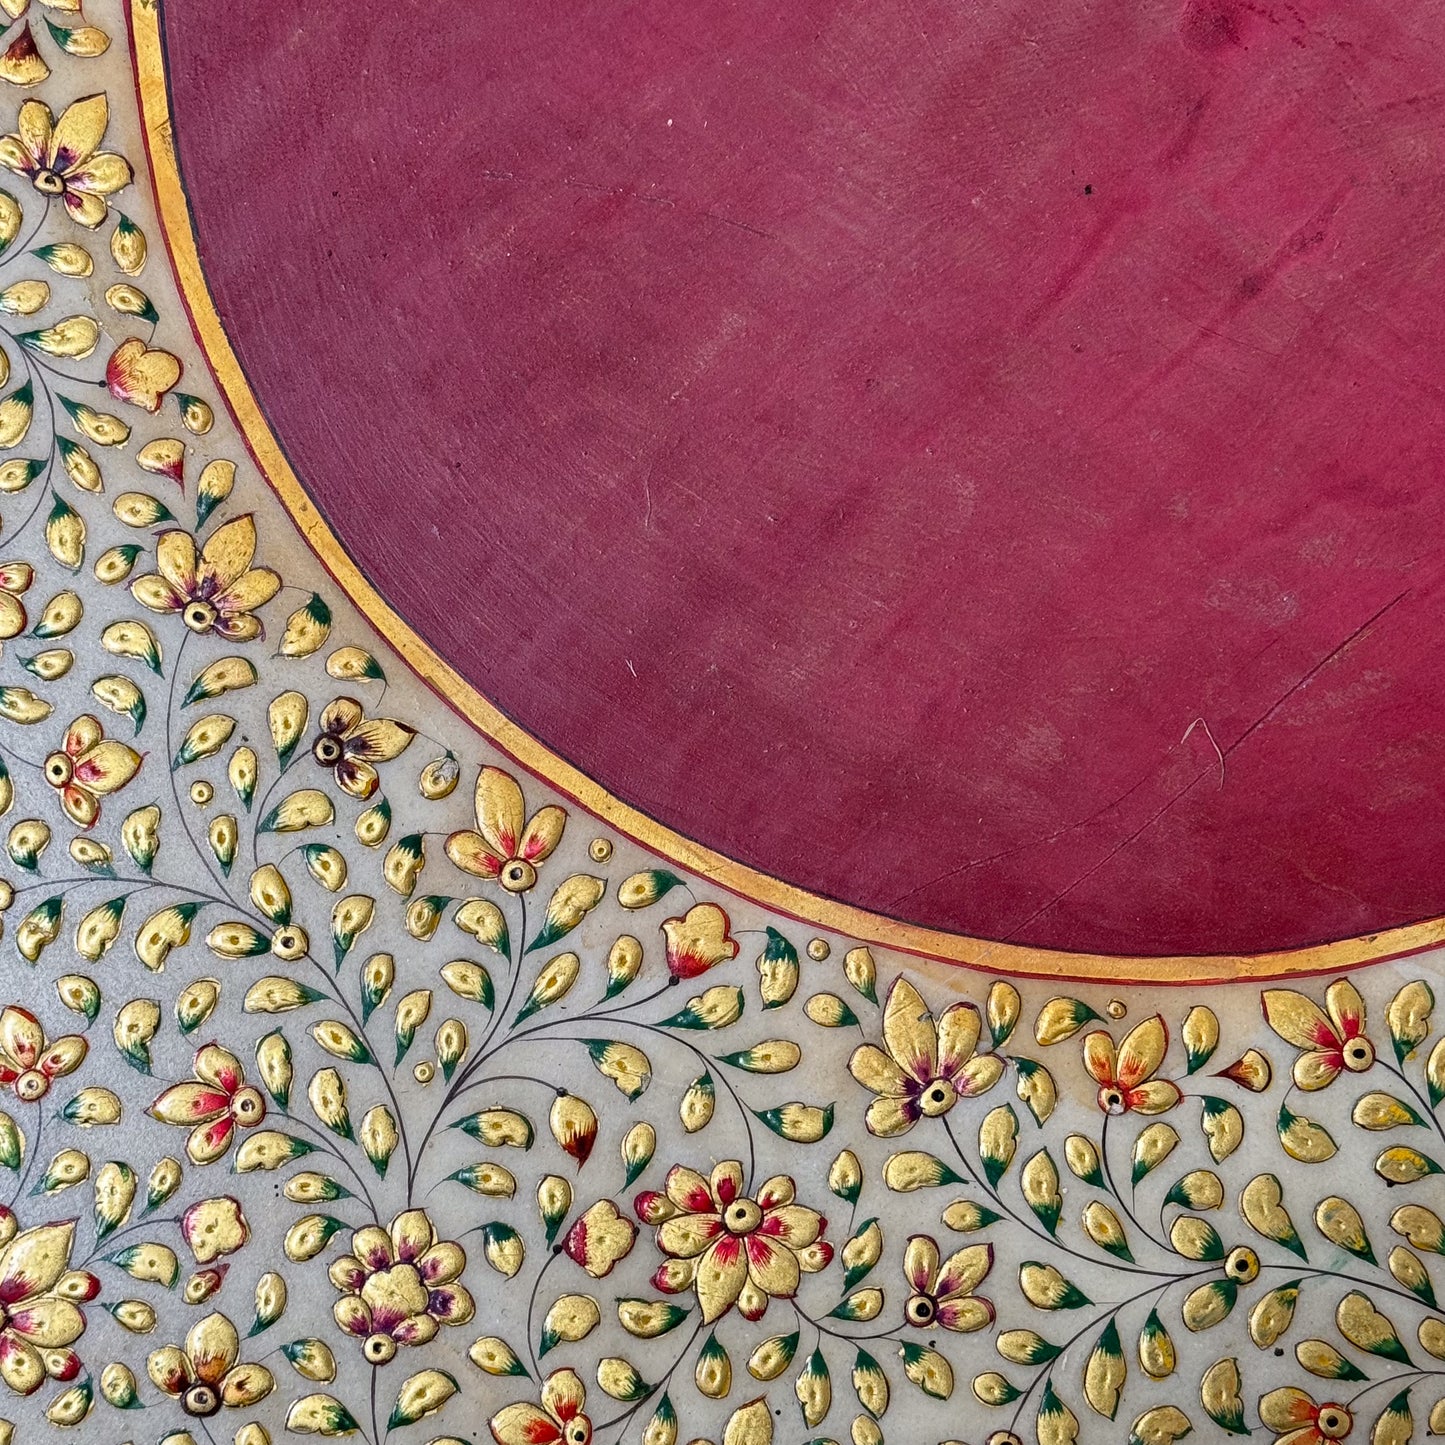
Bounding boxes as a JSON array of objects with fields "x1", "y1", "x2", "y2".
[
  {"x1": 42, "y1": 714, "x2": 141, "y2": 828},
  {"x1": 848, "y1": 976, "x2": 1003, "y2": 1136},
  {"x1": 637, "y1": 1162, "x2": 830, "y2": 1324},
  {"x1": 0, "y1": 1216, "x2": 97, "y2": 1397},
  {"x1": 0, "y1": 94, "x2": 131, "y2": 227},
  {"x1": 130, "y1": 515, "x2": 280, "y2": 642},
  {"x1": 329, "y1": 1209, "x2": 474, "y2": 1365},
  {"x1": 148, "y1": 1043, "x2": 267, "y2": 1165},
  {"x1": 0, "y1": 1007, "x2": 85, "y2": 1105}
]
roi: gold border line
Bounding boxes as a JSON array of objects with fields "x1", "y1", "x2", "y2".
[{"x1": 126, "y1": 2, "x2": 1445, "y2": 984}]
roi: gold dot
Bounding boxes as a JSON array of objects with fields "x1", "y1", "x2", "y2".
[
  {"x1": 413, "y1": 1061, "x2": 435, "y2": 1085},
  {"x1": 189, "y1": 780, "x2": 214, "y2": 806},
  {"x1": 806, "y1": 938, "x2": 831, "y2": 962},
  {"x1": 0, "y1": 880, "x2": 12, "y2": 910},
  {"x1": 1106, "y1": 998, "x2": 1127, "y2": 1019},
  {"x1": 588, "y1": 837, "x2": 613, "y2": 863}
]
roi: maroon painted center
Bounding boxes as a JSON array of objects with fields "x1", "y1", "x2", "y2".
[{"x1": 159, "y1": 0, "x2": 1445, "y2": 956}]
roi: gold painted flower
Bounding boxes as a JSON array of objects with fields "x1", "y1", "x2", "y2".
[
  {"x1": 562, "y1": 1198, "x2": 636, "y2": 1279},
  {"x1": 848, "y1": 976, "x2": 1003, "y2": 1136},
  {"x1": 662, "y1": 901, "x2": 739, "y2": 980},
  {"x1": 42, "y1": 713, "x2": 141, "y2": 828},
  {"x1": 328, "y1": 1209, "x2": 474, "y2": 1364},
  {"x1": 639, "y1": 1161, "x2": 830, "y2": 1323},
  {"x1": 106, "y1": 337, "x2": 182, "y2": 413},
  {"x1": 0, "y1": 1216, "x2": 98, "y2": 1396},
  {"x1": 1262, "y1": 980, "x2": 1373, "y2": 1090},
  {"x1": 1259, "y1": 1388, "x2": 1352, "y2": 1444},
  {"x1": 146, "y1": 1311, "x2": 274, "y2": 1418},
  {"x1": 445, "y1": 765, "x2": 566, "y2": 892},
  {"x1": 490, "y1": 1367, "x2": 592, "y2": 1445},
  {"x1": 131, "y1": 515, "x2": 281, "y2": 641},
  {"x1": 312, "y1": 697, "x2": 416, "y2": 799},
  {"x1": 180, "y1": 1196, "x2": 249, "y2": 1265},
  {"x1": 0, "y1": 1006, "x2": 85, "y2": 1104},
  {"x1": 1082, "y1": 1014, "x2": 1180, "y2": 1116},
  {"x1": 901, "y1": 1234, "x2": 994, "y2": 1332},
  {"x1": 148, "y1": 1043, "x2": 267, "y2": 1165},
  {"x1": 0, "y1": 94, "x2": 131, "y2": 227}
]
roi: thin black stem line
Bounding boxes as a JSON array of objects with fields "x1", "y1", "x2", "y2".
[
  {"x1": 405, "y1": 893, "x2": 527, "y2": 1204},
  {"x1": 940, "y1": 1114, "x2": 1171, "y2": 1280},
  {"x1": 1380, "y1": 1061, "x2": 1445, "y2": 1150},
  {"x1": 592, "y1": 1317, "x2": 704, "y2": 1439},
  {"x1": 163, "y1": 630, "x2": 231, "y2": 896},
  {"x1": 300, "y1": 948, "x2": 413, "y2": 1201},
  {"x1": 7, "y1": 1106, "x2": 41, "y2": 1206},
  {"x1": 1100, "y1": 1112, "x2": 1169, "y2": 1253},
  {"x1": 275, "y1": 1108, "x2": 380, "y2": 1217},
  {"x1": 1006, "y1": 1274, "x2": 1188, "y2": 1437}
]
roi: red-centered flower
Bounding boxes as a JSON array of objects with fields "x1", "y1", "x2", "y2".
[
  {"x1": 1262, "y1": 980, "x2": 1374, "y2": 1091},
  {"x1": 1259, "y1": 1388, "x2": 1353, "y2": 1444},
  {"x1": 1082, "y1": 1014, "x2": 1181, "y2": 1116},
  {"x1": 0, "y1": 1217, "x2": 98, "y2": 1397},
  {"x1": 490, "y1": 1368, "x2": 592, "y2": 1445},
  {"x1": 0, "y1": 1006, "x2": 85, "y2": 1104},
  {"x1": 639, "y1": 1162, "x2": 830, "y2": 1323},
  {"x1": 42, "y1": 713, "x2": 141, "y2": 828},
  {"x1": 148, "y1": 1043, "x2": 267, "y2": 1165},
  {"x1": 445, "y1": 765, "x2": 565, "y2": 893}
]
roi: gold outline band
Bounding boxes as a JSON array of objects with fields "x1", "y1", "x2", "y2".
[{"x1": 127, "y1": 3, "x2": 1445, "y2": 984}]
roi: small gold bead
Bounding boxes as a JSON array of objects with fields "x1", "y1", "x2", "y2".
[
  {"x1": 588, "y1": 837, "x2": 613, "y2": 863},
  {"x1": 1106, "y1": 998, "x2": 1127, "y2": 1020},
  {"x1": 0, "y1": 880, "x2": 12, "y2": 910},
  {"x1": 806, "y1": 937, "x2": 831, "y2": 962},
  {"x1": 189, "y1": 780, "x2": 214, "y2": 806},
  {"x1": 413, "y1": 1061, "x2": 435, "y2": 1085}
]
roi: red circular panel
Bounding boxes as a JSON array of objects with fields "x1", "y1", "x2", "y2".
[{"x1": 158, "y1": 0, "x2": 1445, "y2": 956}]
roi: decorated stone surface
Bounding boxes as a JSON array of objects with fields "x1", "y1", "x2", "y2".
[{"x1": 0, "y1": 5, "x2": 1438, "y2": 1445}]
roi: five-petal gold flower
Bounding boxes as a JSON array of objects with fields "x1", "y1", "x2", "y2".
[
  {"x1": 848, "y1": 976, "x2": 1002, "y2": 1136},
  {"x1": 0, "y1": 94, "x2": 131, "y2": 227},
  {"x1": 131, "y1": 514, "x2": 281, "y2": 641},
  {"x1": 1082, "y1": 1014, "x2": 1180, "y2": 1116}
]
